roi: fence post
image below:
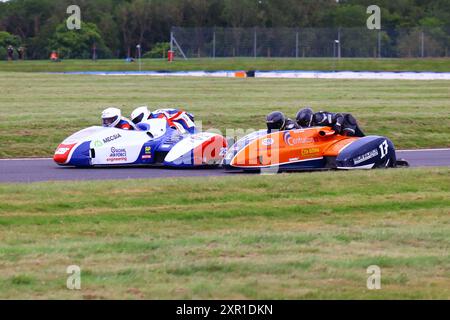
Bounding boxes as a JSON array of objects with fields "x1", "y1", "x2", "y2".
[
  {"x1": 421, "y1": 30, "x2": 425, "y2": 58},
  {"x1": 253, "y1": 27, "x2": 257, "y2": 58},
  {"x1": 213, "y1": 29, "x2": 216, "y2": 59},
  {"x1": 337, "y1": 29, "x2": 341, "y2": 59},
  {"x1": 295, "y1": 30, "x2": 299, "y2": 58},
  {"x1": 333, "y1": 40, "x2": 336, "y2": 58},
  {"x1": 377, "y1": 30, "x2": 381, "y2": 58},
  {"x1": 170, "y1": 31, "x2": 174, "y2": 52}
]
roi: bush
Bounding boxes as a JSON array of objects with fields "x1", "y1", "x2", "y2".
[
  {"x1": 143, "y1": 42, "x2": 170, "y2": 59},
  {"x1": 0, "y1": 47, "x2": 6, "y2": 60},
  {"x1": 0, "y1": 31, "x2": 22, "y2": 60}
]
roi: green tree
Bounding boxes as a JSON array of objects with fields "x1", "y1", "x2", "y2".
[
  {"x1": 0, "y1": 31, "x2": 21, "y2": 47},
  {"x1": 0, "y1": 31, "x2": 21, "y2": 59},
  {"x1": 48, "y1": 22, "x2": 111, "y2": 59},
  {"x1": 0, "y1": 0, "x2": 449, "y2": 59},
  {"x1": 222, "y1": 0, "x2": 260, "y2": 27}
]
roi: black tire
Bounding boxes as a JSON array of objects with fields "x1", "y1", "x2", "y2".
[{"x1": 374, "y1": 154, "x2": 395, "y2": 169}]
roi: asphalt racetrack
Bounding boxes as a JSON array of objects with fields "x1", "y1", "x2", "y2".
[{"x1": 0, "y1": 149, "x2": 449, "y2": 183}]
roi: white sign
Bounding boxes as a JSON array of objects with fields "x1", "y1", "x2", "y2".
[{"x1": 66, "y1": 5, "x2": 81, "y2": 30}]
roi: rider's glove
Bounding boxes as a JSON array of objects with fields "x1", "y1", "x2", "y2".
[{"x1": 333, "y1": 123, "x2": 342, "y2": 134}]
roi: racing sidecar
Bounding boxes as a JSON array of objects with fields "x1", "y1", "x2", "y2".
[
  {"x1": 223, "y1": 126, "x2": 408, "y2": 172},
  {"x1": 54, "y1": 118, "x2": 227, "y2": 167}
]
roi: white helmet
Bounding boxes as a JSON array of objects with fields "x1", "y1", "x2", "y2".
[
  {"x1": 130, "y1": 106, "x2": 151, "y2": 124},
  {"x1": 101, "y1": 107, "x2": 121, "y2": 127}
]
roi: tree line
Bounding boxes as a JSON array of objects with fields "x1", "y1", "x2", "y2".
[{"x1": 0, "y1": 0, "x2": 449, "y2": 59}]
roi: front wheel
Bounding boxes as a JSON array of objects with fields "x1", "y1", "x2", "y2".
[{"x1": 374, "y1": 154, "x2": 396, "y2": 169}]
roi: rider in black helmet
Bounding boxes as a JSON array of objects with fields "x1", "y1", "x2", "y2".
[
  {"x1": 296, "y1": 107, "x2": 315, "y2": 128},
  {"x1": 296, "y1": 107, "x2": 365, "y2": 137},
  {"x1": 266, "y1": 111, "x2": 299, "y2": 133}
]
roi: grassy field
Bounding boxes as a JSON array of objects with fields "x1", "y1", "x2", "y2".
[
  {"x1": 0, "y1": 168, "x2": 449, "y2": 299},
  {"x1": 1, "y1": 58, "x2": 450, "y2": 73},
  {"x1": 0, "y1": 72, "x2": 449, "y2": 158}
]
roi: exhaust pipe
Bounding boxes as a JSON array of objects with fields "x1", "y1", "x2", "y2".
[{"x1": 319, "y1": 130, "x2": 335, "y2": 137}]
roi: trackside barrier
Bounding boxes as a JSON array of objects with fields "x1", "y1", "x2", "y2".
[{"x1": 54, "y1": 70, "x2": 450, "y2": 80}]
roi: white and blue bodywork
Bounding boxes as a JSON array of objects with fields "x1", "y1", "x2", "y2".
[{"x1": 54, "y1": 118, "x2": 227, "y2": 168}]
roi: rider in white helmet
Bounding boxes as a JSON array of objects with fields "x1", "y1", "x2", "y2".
[
  {"x1": 130, "y1": 106, "x2": 151, "y2": 125},
  {"x1": 130, "y1": 105, "x2": 196, "y2": 134},
  {"x1": 101, "y1": 107, "x2": 135, "y2": 130}
]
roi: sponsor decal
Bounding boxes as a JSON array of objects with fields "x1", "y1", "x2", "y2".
[
  {"x1": 93, "y1": 140, "x2": 103, "y2": 148},
  {"x1": 302, "y1": 148, "x2": 320, "y2": 156},
  {"x1": 289, "y1": 157, "x2": 299, "y2": 162},
  {"x1": 55, "y1": 147, "x2": 70, "y2": 155},
  {"x1": 160, "y1": 144, "x2": 171, "y2": 148},
  {"x1": 283, "y1": 131, "x2": 314, "y2": 146},
  {"x1": 283, "y1": 132, "x2": 291, "y2": 145},
  {"x1": 109, "y1": 147, "x2": 126, "y2": 157},
  {"x1": 142, "y1": 155, "x2": 152, "y2": 159},
  {"x1": 144, "y1": 146, "x2": 152, "y2": 154},
  {"x1": 261, "y1": 138, "x2": 274, "y2": 146},
  {"x1": 106, "y1": 147, "x2": 127, "y2": 162},
  {"x1": 106, "y1": 157, "x2": 127, "y2": 162},
  {"x1": 353, "y1": 148, "x2": 379, "y2": 165},
  {"x1": 54, "y1": 143, "x2": 77, "y2": 164},
  {"x1": 102, "y1": 133, "x2": 121, "y2": 144}
]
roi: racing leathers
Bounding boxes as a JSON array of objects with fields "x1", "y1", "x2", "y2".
[
  {"x1": 284, "y1": 118, "x2": 300, "y2": 131},
  {"x1": 116, "y1": 118, "x2": 136, "y2": 130},
  {"x1": 150, "y1": 108, "x2": 196, "y2": 134},
  {"x1": 310, "y1": 111, "x2": 364, "y2": 137}
]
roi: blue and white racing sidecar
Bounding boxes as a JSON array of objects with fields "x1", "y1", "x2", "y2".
[{"x1": 54, "y1": 118, "x2": 227, "y2": 168}]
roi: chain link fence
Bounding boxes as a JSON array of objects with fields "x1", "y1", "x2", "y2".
[{"x1": 171, "y1": 27, "x2": 450, "y2": 59}]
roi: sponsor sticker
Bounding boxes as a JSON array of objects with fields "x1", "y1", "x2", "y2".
[
  {"x1": 55, "y1": 147, "x2": 70, "y2": 155},
  {"x1": 262, "y1": 138, "x2": 274, "y2": 146},
  {"x1": 109, "y1": 147, "x2": 126, "y2": 157},
  {"x1": 142, "y1": 155, "x2": 152, "y2": 159},
  {"x1": 353, "y1": 149, "x2": 379, "y2": 165},
  {"x1": 54, "y1": 143, "x2": 77, "y2": 163},
  {"x1": 106, "y1": 147, "x2": 127, "y2": 162},
  {"x1": 302, "y1": 148, "x2": 320, "y2": 156},
  {"x1": 93, "y1": 140, "x2": 103, "y2": 148},
  {"x1": 106, "y1": 157, "x2": 127, "y2": 162},
  {"x1": 144, "y1": 146, "x2": 151, "y2": 154},
  {"x1": 102, "y1": 133, "x2": 121, "y2": 144},
  {"x1": 283, "y1": 132, "x2": 315, "y2": 146}
]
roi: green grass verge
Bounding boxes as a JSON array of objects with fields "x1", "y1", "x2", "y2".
[
  {"x1": 0, "y1": 168, "x2": 449, "y2": 299},
  {"x1": 0, "y1": 72, "x2": 449, "y2": 158},
  {"x1": 1, "y1": 58, "x2": 450, "y2": 73}
]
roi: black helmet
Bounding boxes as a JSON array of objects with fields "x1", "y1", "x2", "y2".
[
  {"x1": 266, "y1": 111, "x2": 286, "y2": 132},
  {"x1": 296, "y1": 107, "x2": 314, "y2": 127}
]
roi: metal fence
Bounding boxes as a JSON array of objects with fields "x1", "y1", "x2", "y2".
[{"x1": 171, "y1": 27, "x2": 450, "y2": 59}]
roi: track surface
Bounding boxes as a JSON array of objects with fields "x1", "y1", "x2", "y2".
[{"x1": 0, "y1": 149, "x2": 449, "y2": 183}]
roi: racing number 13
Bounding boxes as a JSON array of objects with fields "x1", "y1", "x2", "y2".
[{"x1": 379, "y1": 140, "x2": 389, "y2": 159}]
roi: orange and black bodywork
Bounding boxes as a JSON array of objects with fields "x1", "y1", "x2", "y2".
[{"x1": 223, "y1": 127, "x2": 400, "y2": 172}]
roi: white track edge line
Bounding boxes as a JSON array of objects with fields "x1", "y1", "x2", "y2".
[
  {"x1": 0, "y1": 157, "x2": 53, "y2": 161},
  {"x1": 396, "y1": 148, "x2": 450, "y2": 152}
]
